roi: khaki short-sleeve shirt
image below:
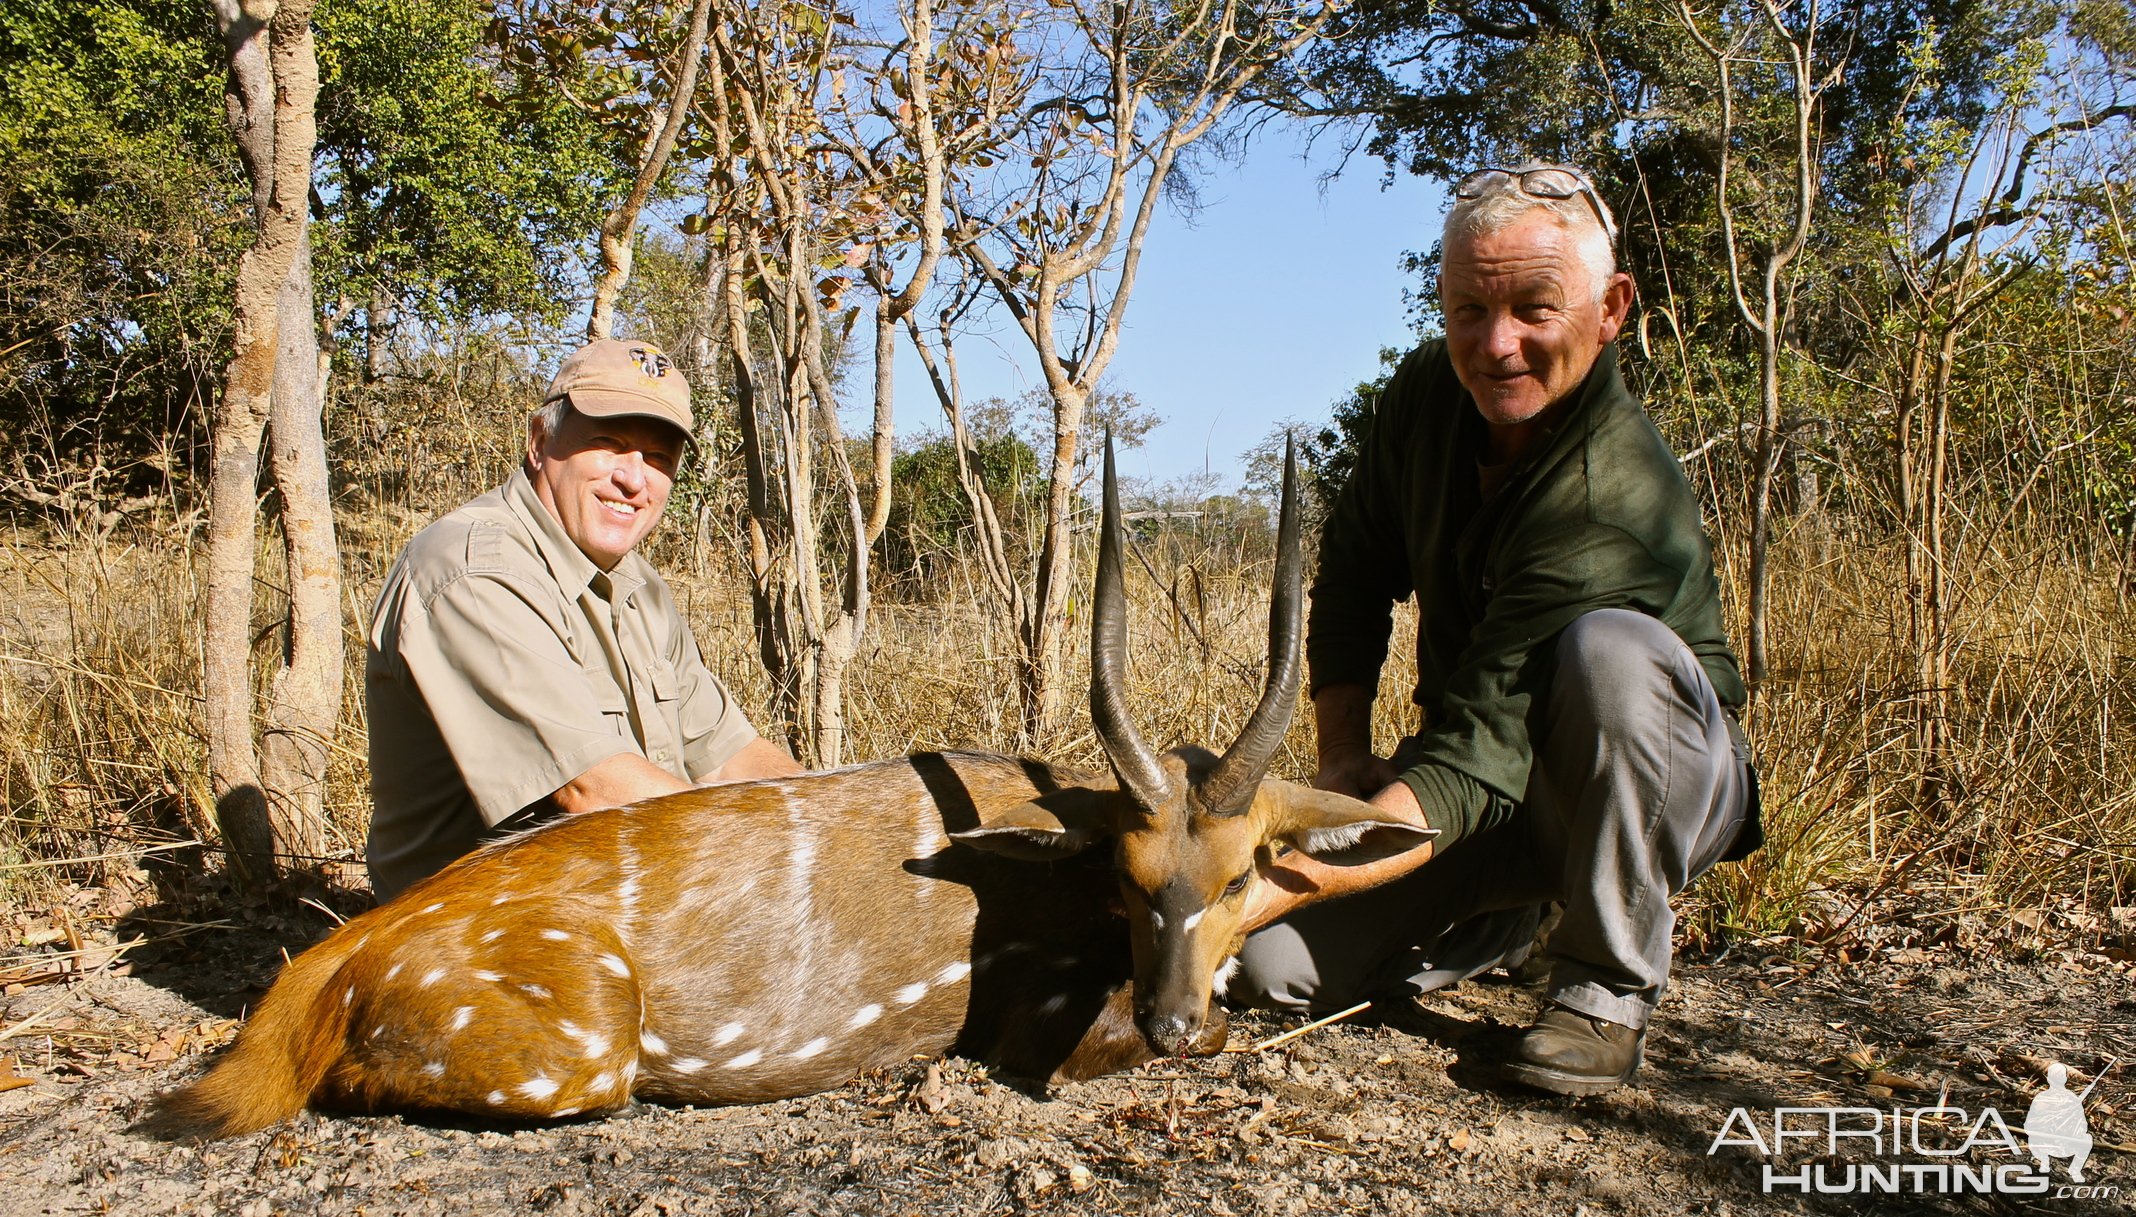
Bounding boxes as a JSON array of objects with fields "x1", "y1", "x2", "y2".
[{"x1": 364, "y1": 469, "x2": 757, "y2": 899}]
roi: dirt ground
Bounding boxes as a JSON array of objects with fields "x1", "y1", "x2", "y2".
[{"x1": 1, "y1": 883, "x2": 2130, "y2": 1217}]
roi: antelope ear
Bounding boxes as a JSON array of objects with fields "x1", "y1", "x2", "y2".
[
  {"x1": 951, "y1": 788, "x2": 1115, "y2": 861},
  {"x1": 1267, "y1": 782, "x2": 1438, "y2": 866}
]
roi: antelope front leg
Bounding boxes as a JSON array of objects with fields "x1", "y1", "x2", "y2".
[{"x1": 1048, "y1": 985, "x2": 1228, "y2": 1084}]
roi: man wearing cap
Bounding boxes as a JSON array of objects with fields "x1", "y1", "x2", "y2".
[
  {"x1": 364, "y1": 338, "x2": 800, "y2": 901},
  {"x1": 1229, "y1": 164, "x2": 1760, "y2": 1096}
]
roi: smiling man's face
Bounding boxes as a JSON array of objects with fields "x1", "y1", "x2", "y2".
[
  {"x1": 527, "y1": 407, "x2": 684, "y2": 570},
  {"x1": 1440, "y1": 210, "x2": 1633, "y2": 459}
]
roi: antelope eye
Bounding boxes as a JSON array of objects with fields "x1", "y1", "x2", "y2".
[{"x1": 1223, "y1": 871, "x2": 1252, "y2": 898}]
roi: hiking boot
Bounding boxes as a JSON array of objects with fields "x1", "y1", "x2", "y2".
[{"x1": 1505, "y1": 1004, "x2": 1644, "y2": 1096}]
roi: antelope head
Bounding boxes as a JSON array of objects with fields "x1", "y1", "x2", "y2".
[{"x1": 953, "y1": 437, "x2": 1433, "y2": 1056}]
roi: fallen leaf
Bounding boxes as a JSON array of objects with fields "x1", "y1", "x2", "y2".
[
  {"x1": 917, "y1": 1063, "x2": 947, "y2": 1114},
  {"x1": 1866, "y1": 1070, "x2": 1929, "y2": 1091},
  {"x1": 1447, "y1": 1130, "x2": 1471, "y2": 1152},
  {"x1": 1565, "y1": 1127, "x2": 1592, "y2": 1142},
  {"x1": 0, "y1": 1057, "x2": 32, "y2": 1093}
]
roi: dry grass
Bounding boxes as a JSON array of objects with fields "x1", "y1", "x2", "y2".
[{"x1": 1, "y1": 486, "x2": 2129, "y2": 948}]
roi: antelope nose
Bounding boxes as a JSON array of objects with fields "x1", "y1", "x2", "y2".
[{"x1": 1141, "y1": 1011, "x2": 1197, "y2": 1056}]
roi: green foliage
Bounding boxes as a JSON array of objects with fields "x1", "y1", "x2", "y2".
[
  {"x1": 0, "y1": 0, "x2": 244, "y2": 475},
  {"x1": 878, "y1": 430, "x2": 1043, "y2": 599},
  {"x1": 312, "y1": 0, "x2": 627, "y2": 328}
]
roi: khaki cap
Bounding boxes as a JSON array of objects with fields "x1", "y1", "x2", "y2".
[{"x1": 543, "y1": 338, "x2": 693, "y2": 434}]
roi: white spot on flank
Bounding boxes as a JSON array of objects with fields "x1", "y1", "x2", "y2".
[
  {"x1": 520, "y1": 983, "x2": 553, "y2": 1000},
  {"x1": 1182, "y1": 908, "x2": 1205, "y2": 932},
  {"x1": 640, "y1": 1030, "x2": 669, "y2": 1056},
  {"x1": 725, "y1": 1049, "x2": 763, "y2": 1069},
  {"x1": 848, "y1": 1004, "x2": 883, "y2": 1029},
  {"x1": 369, "y1": 1024, "x2": 385, "y2": 1040},
  {"x1": 673, "y1": 1057, "x2": 708, "y2": 1073},
  {"x1": 343, "y1": 986, "x2": 355, "y2": 1006},
  {"x1": 558, "y1": 1020, "x2": 585, "y2": 1040},
  {"x1": 384, "y1": 962, "x2": 404, "y2": 982},
  {"x1": 487, "y1": 1090, "x2": 506, "y2": 1105},
  {"x1": 622, "y1": 1060, "x2": 638, "y2": 1083},
  {"x1": 480, "y1": 929, "x2": 505, "y2": 944},
  {"x1": 518, "y1": 1076, "x2": 560, "y2": 1101},
  {"x1": 597, "y1": 954, "x2": 631, "y2": 979},
  {"x1": 935, "y1": 961, "x2": 971, "y2": 986},
  {"x1": 588, "y1": 1072, "x2": 615, "y2": 1094},
  {"x1": 541, "y1": 929, "x2": 570, "y2": 942},
  {"x1": 422, "y1": 903, "x2": 445, "y2": 914},
  {"x1": 793, "y1": 1038, "x2": 830, "y2": 1059},
  {"x1": 580, "y1": 1033, "x2": 611, "y2": 1059},
  {"x1": 713, "y1": 1022, "x2": 745, "y2": 1047},
  {"x1": 897, "y1": 982, "x2": 929, "y2": 1006},
  {"x1": 552, "y1": 1105, "x2": 581, "y2": 1119},
  {"x1": 491, "y1": 893, "x2": 514, "y2": 906},
  {"x1": 472, "y1": 970, "x2": 503, "y2": 983},
  {"x1": 422, "y1": 1061, "x2": 445, "y2": 1078},
  {"x1": 617, "y1": 876, "x2": 640, "y2": 902},
  {"x1": 450, "y1": 1006, "x2": 474, "y2": 1032},
  {"x1": 420, "y1": 968, "x2": 446, "y2": 987}
]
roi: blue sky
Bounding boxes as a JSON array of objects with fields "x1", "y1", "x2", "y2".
[{"x1": 883, "y1": 130, "x2": 1449, "y2": 488}]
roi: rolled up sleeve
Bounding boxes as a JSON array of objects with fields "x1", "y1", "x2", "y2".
[{"x1": 391, "y1": 572, "x2": 636, "y2": 826}]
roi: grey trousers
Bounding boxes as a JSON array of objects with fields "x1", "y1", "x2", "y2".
[{"x1": 1231, "y1": 609, "x2": 1755, "y2": 1030}]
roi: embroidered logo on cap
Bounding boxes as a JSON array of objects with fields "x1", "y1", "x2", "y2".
[{"x1": 629, "y1": 346, "x2": 673, "y2": 380}]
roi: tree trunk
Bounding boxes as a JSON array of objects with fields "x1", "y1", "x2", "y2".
[
  {"x1": 205, "y1": 0, "x2": 335, "y2": 884},
  {"x1": 585, "y1": 0, "x2": 712, "y2": 341},
  {"x1": 1020, "y1": 384, "x2": 1087, "y2": 739},
  {"x1": 1745, "y1": 327, "x2": 1782, "y2": 684},
  {"x1": 364, "y1": 283, "x2": 392, "y2": 383},
  {"x1": 260, "y1": 236, "x2": 343, "y2": 863}
]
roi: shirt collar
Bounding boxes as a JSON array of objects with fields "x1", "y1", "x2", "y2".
[{"x1": 503, "y1": 467, "x2": 649, "y2": 602}]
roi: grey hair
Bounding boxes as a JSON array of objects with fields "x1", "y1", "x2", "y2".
[
  {"x1": 528, "y1": 396, "x2": 571, "y2": 448},
  {"x1": 1443, "y1": 168, "x2": 1618, "y2": 303}
]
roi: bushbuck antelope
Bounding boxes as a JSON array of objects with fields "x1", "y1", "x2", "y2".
[{"x1": 156, "y1": 441, "x2": 1431, "y2": 1137}]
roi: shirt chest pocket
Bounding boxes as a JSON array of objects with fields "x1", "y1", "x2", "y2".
[
  {"x1": 649, "y1": 661, "x2": 681, "y2": 703},
  {"x1": 584, "y1": 664, "x2": 632, "y2": 734}
]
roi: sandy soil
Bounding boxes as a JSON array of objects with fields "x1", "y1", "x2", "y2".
[{"x1": 2, "y1": 885, "x2": 2131, "y2": 1217}]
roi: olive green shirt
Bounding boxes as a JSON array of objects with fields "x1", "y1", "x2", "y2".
[
  {"x1": 1308, "y1": 340, "x2": 1746, "y2": 850},
  {"x1": 365, "y1": 468, "x2": 757, "y2": 899}
]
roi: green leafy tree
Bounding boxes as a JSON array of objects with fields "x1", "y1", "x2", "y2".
[
  {"x1": 0, "y1": 0, "x2": 243, "y2": 506},
  {"x1": 312, "y1": 0, "x2": 629, "y2": 365}
]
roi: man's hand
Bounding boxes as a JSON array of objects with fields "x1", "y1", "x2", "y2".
[
  {"x1": 1313, "y1": 749, "x2": 1400, "y2": 799},
  {"x1": 1311, "y1": 682, "x2": 1397, "y2": 796}
]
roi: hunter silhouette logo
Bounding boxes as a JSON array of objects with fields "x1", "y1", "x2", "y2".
[
  {"x1": 1710, "y1": 1054, "x2": 2119, "y2": 1199},
  {"x1": 2025, "y1": 1061, "x2": 2100, "y2": 1182}
]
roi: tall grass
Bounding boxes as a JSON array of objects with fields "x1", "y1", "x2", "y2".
[{"x1": 2, "y1": 474, "x2": 2129, "y2": 947}]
